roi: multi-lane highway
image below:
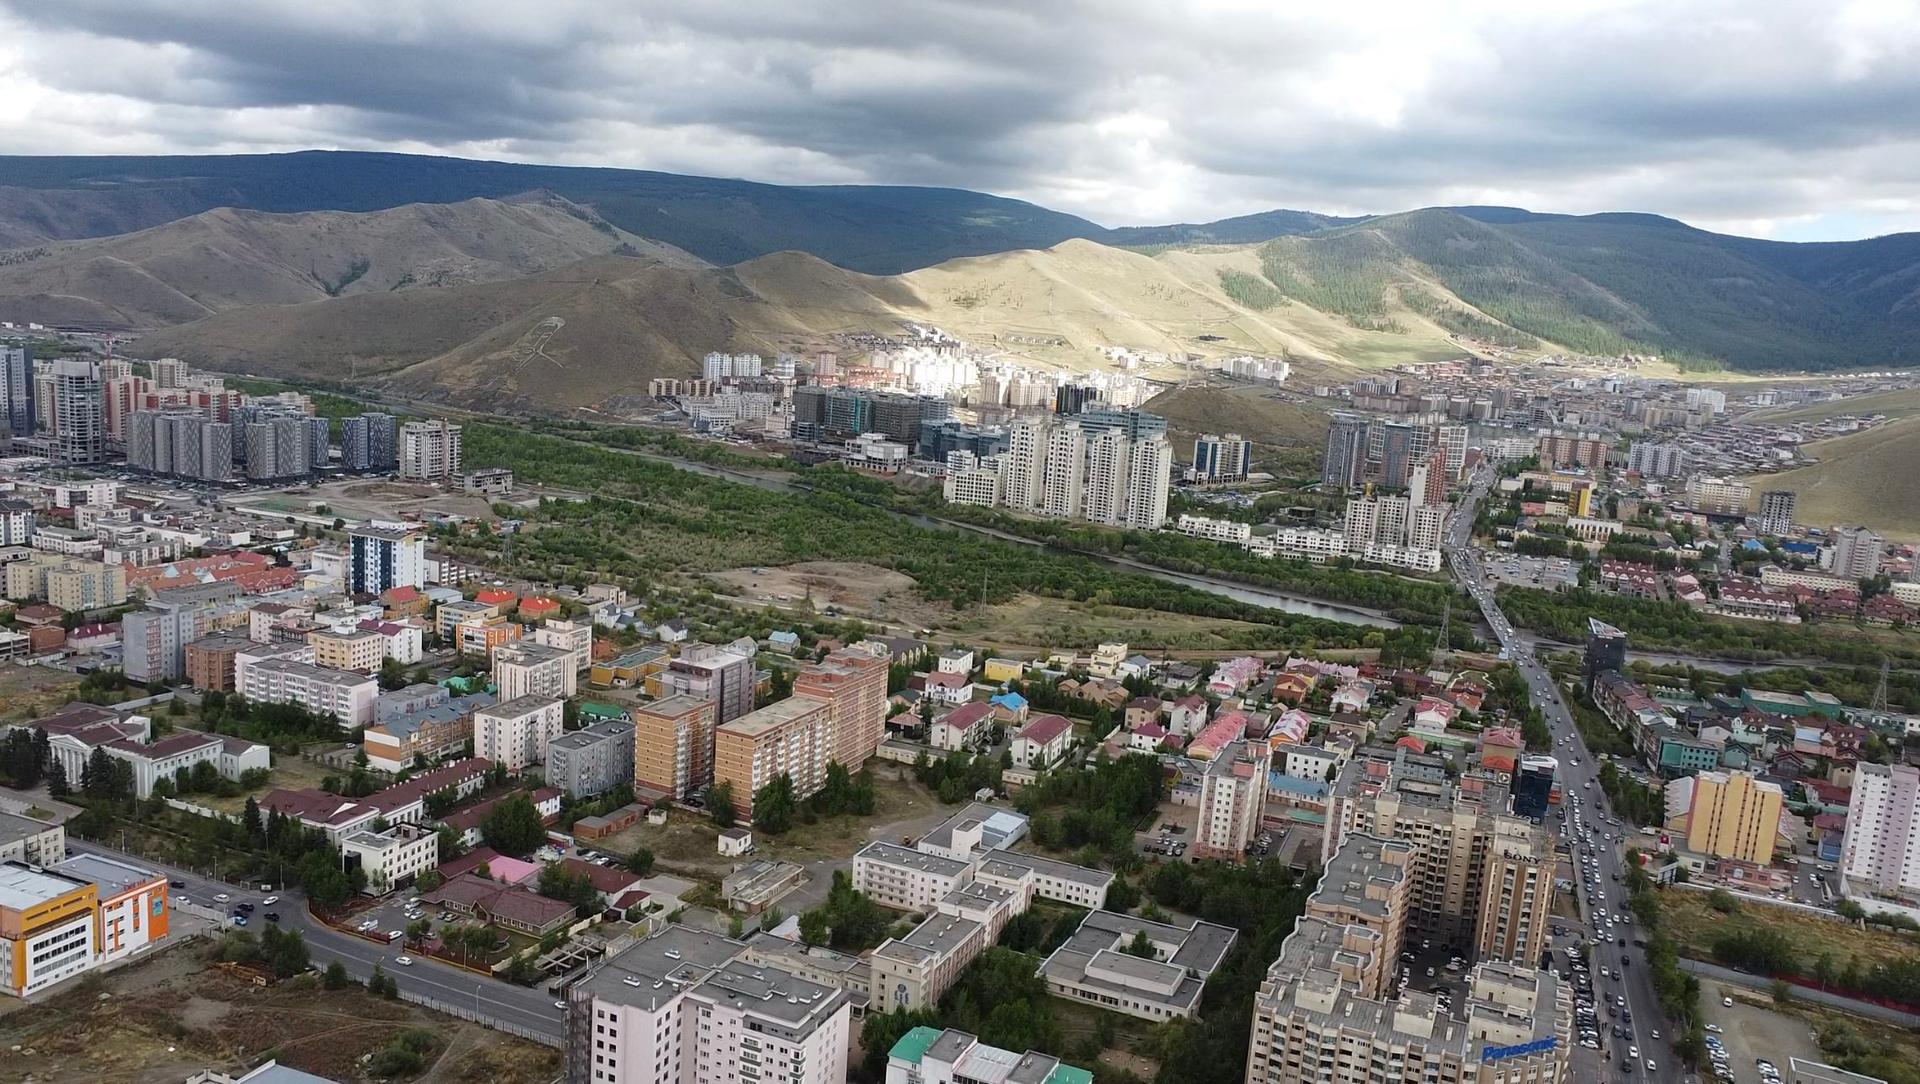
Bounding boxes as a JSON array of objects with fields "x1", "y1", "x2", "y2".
[
  {"x1": 67, "y1": 839, "x2": 566, "y2": 1043},
  {"x1": 1448, "y1": 469, "x2": 1682, "y2": 1084}
]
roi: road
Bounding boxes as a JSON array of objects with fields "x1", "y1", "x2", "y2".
[
  {"x1": 67, "y1": 838, "x2": 566, "y2": 1044},
  {"x1": 1448, "y1": 468, "x2": 1682, "y2": 1084}
]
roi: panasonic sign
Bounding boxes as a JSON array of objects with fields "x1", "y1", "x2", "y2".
[{"x1": 1482, "y1": 1037, "x2": 1557, "y2": 1063}]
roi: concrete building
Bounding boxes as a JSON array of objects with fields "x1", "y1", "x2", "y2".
[
  {"x1": 1010, "y1": 714, "x2": 1074, "y2": 770},
  {"x1": 632, "y1": 694, "x2": 718, "y2": 802},
  {"x1": 4, "y1": 554, "x2": 127, "y2": 613},
  {"x1": 0, "y1": 812, "x2": 65, "y2": 868},
  {"x1": 1758, "y1": 489, "x2": 1797, "y2": 536},
  {"x1": 100, "y1": 731, "x2": 226, "y2": 799},
  {"x1": 1685, "y1": 476, "x2": 1752, "y2": 516},
  {"x1": 1038, "y1": 908, "x2": 1238, "y2": 1022},
  {"x1": 360, "y1": 685, "x2": 490, "y2": 773},
  {"x1": 1246, "y1": 834, "x2": 1571, "y2": 1084},
  {"x1": 474, "y1": 695, "x2": 565, "y2": 773},
  {"x1": 1665, "y1": 769, "x2": 1785, "y2": 865},
  {"x1": 563, "y1": 924, "x2": 849, "y2": 1084},
  {"x1": 340, "y1": 822, "x2": 440, "y2": 895},
  {"x1": 1831, "y1": 526, "x2": 1885, "y2": 580},
  {"x1": 1193, "y1": 432, "x2": 1252, "y2": 483},
  {"x1": 547, "y1": 718, "x2": 637, "y2": 799},
  {"x1": 1325, "y1": 749, "x2": 1555, "y2": 961},
  {"x1": 1194, "y1": 739, "x2": 1270, "y2": 861},
  {"x1": 653, "y1": 644, "x2": 754, "y2": 725},
  {"x1": 309, "y1": 627, "x2": 385, "y2": 674},
  {"x1": 792, "y1": 643, "x2": 890, "y2": 770},
  {"x1": 0, "y1": 861, "x2": 98, "y2": 997},
  {"x1": 533, "y1": 618, "x2": 595, "y2": 675},
  {"x1": 239, "y1": 658, "x2": 378, "y2": 727},
  {"x1": 884, "y1": 1027, "x2": 1092, "y2": 1084},
  {"x1": 185, "y1": 633, "x2": 255, "y2": 692},
  {"x1": 713, "y1": 696, "x2": 836, "y2": 821},
  {"x1": 50, "y1": 853, "x2": 168, "y2": 967},
  {"x1": 399, "y1": 420, "x2": 461, "y2": 482},
  {"x1": 348, "y1": 526, "x2": 426, "y2": 595},
  {"x1": 0, "y1": 342, "x2": 32, "y2": 439},
  {"x1": 1838, "y1": 763, "x2": 1920, "y2": 904},
  {"x1": 50, "y1": 358, "x2": 105, "y2": 465},
  {"x1": 493, "y1": 640, "x2": 578, "y2": 701}
]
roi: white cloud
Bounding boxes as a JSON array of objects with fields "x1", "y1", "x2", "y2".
[{"x1": 0, "y1": 0, "x2": 1915, "y2": 239}]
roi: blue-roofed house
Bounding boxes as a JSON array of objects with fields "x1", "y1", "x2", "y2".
[
  {"x1": 768, "y1": 630, "x2": 802, "y2": 654},
  {"x1": 989, "y1": 690, "x2": 1029, "y2": 724}
]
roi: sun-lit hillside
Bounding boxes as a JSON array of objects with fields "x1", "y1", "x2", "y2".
[{"x1": 1741, "y1": 414, "x2": 1920, "y2": 540}]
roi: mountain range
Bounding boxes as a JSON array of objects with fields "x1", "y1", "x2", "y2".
[{"x1": 2, "y1": 150, "x2": 1919, "y2": 404}]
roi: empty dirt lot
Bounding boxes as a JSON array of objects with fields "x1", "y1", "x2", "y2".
[{"x1": 0, "y1": 942, "x2": 559, "y2": 1084}]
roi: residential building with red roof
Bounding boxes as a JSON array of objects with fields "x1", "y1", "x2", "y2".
[
  {"x1": 931, "y1": 702, "x2": 993, "y2": 753},
  {"x1": 1011, "y1": 714, "x2": 1074, "y2": 770}
]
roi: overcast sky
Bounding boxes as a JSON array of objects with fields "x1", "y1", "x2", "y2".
[{"x1": 1, "y1": 0, "x2": 1916, "y2": 241}]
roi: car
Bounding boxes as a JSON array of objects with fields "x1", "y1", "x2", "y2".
[
  {"x1": 175, "y1": 895, "x2": 189, "y2": 905},
  {"x1": 169, "y1": 879, "x2": 184, "y2": 888},
  {"x1": 554, "y1": 1000, "x2": 568, "y2": 1009},
  {"x1": 395, "y1": 955, "x2": 413, "y2": 966},
  {"x1": 1629, "y1": 1046, "x2": 1640, "y2": 1060},
  {"x1": 1647, "y1": 1061, "x2": 1657, "y2": 1072},
  {"x1": 231, "y1": 914, "x2": 248, "y2": 926},
  {"x1": 215, "y1": 892, "x2": 230, "y2": 902},
  {"x1": 1426, "y1": 967, "x2": 1435, "y2": 977},
  {"x1": 1724, "y1": 996, "x2": 1735, "y2": 1007},
  {"x1": 1706, "y1": 1024, "x2": 1724, "y2": 1034},
  {"x1": 264, "y1": 912, "x2": 280, "y2": 922},
  {"x1": 262, "y1": 895, "x2": 279, "y2": 905},
  {"x1": 1651, "y1": 1030, "x2": 1659, "y2": 1040}
]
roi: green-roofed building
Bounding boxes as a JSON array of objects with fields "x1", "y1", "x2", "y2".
[
  {"x1": 578, "y1": 701, "x2": 628, "y2": 723},
  {"x1": 886, "y1": 1026, "x2": 1093, "y2": 1084},
  {"x1": 1739, "y1": 688, "x2": 1844, "y2": 719}
]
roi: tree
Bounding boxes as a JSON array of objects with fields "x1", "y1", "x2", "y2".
[
  {"x1": 704, "y1": 783, "x2": 736, "y2": 828},
  {"x1": 753, "y1": 773, "x2": 797, "y2": 835},
  {"x1": 481, "y1": 793, "x2": 547, "y2": 857},
  {"x1": 265, "y1": 927, "x2": 310, "y2": 977},
  {"x1": 323, "y1": 959, "x2": 352, "y2": 989},
  {"x1": 1123, "y1": 929, "x2": 1156, "y2": 959},
  {"x1": 46, "y1": 758, "x2": 69, "y2": 799},
  {"x1": 626, "y1": 848, "x2": 655, "y2": 876},
  {"x1": 798, "y1": 909, "x2": 830, "y2": 947},
  {"x1": 1706, "y1": 888, "x2": 1739, "y2": 914},
  {"x1": 242, "y1": 796, "x2": 264, "y2": 840}
]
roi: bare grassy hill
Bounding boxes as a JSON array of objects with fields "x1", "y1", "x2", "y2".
[{"x1": 0, "y1": 193, "x2": 696, "y2": 328}]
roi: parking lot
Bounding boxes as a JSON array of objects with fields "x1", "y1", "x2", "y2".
[
  {"x1": 1482, "y1": 554, "x2": 1581, "y2": 591},
  {"x1": 1700, "y1": 981, "x2": 1823, "y2": 1084}
]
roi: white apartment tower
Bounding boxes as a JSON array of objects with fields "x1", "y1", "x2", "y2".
[
  {"x1": 1003, "y1": 419, "x2": 1048, "y2": 511},
  {"x1": 1838, "y1": 763, "x2": 1920, "y2": 903},
  {"x1": 1040, "y1": 422, "x2": 1086, "y2": 519},
  {"x1": 1124, "y1": 435, "x2": 1172, "y2": 530},
  {"x1": 1082, "y1": 429, "x2": 1131, "y2": 525},
  {"x1": 400, "y1": 420, "x2": 462, "y2": 482}
]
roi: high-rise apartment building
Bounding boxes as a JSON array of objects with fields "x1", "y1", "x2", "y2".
[
  {"x1": 1124, "y1": 436, "x2": 1172, "y2": 530},
  {"x1": 1757, "y1": 490, "x2": 1797, "y2": 536},
  {"x1": 1003, "y1": 418, "x2": 1047, "y2": 510},
  {"x1": 493, "y1": 641, "x2": 579, "y2": 701},
  {"x1": 0, "y1": 343, "x2": 33, "y2": 439},
  {"x1": 1082, "y1": 429, "x2": 1131, "y2": 525},
  {"x1": 633, "y1": 694, "x2": 718, "y2": 801},
  {"x1": 243, "y1": 415, "x2": 312, "y2": 480},
  {"x1": 1665, "y1": 769, "x2": 1784, "y2": 865},
  {"x1": 1192, "y1": 432, "x2": 1252, "y2": 483},
  {"x1": 399, "y1": 420, "x2": 462, "y2": 481},
  {"x1": 656, "y1": 644, "x2": 756, "y2": 725},
  {"x1": 1838, "y1": 763, "x2": 1920, "y2": 902},
  {"x1": 1436, "y1": 424, "x2": 1468, "y2": 480},
  {"x1": 713, "y1": 696, "x2": 836, "y2": 820},
  {"x1": 1627, "y1": 440, "x2": 1688, "y2": 479},
  {"x1": 474, "y1": 695, "x2": 565, "y2": 772},
  {"x1": 1040, "y1": 422, "x2": 1086, "y2": 519},
  {"x1": 51, "y1": 359, "x2": 105, "y2": 465},
  {"x1": 1537, "y1": 429, "x2": 1609, "y2": 474},
  {"x1": 1831, "y1": 525, "x2": 1885, "y2": 580},
  {"x1": 790, "y1": 644, "x2": 891, "y2": 770},
  {"x1": 1684, "y1": 476, "x2": 1751, "y2": 516},
  {"x1": 1247, "y1": 833, "x2": 1570, "y2": 1084},
  {"x1": 1325, "y1": 748, "x2": 1555, "y2": 961},
  {"x1": 340, "y1": 412, "x2": 399, "y2": 472},
  {"x1": 563, "y1": 925, "x2": 849, "y2": 1084},
  {"x1": 1321, "y1": 412, "x2": 1369, "y2": 490},
  {"x1": 1194, "y1": 740, "x2": 1270, "y2": 861},
  {"x1": 349, "y1": 526, "x2": 427, "y2": 595},
  {"x1": 1370, "y1": 421, "x2": 1419, "y2": 488}
]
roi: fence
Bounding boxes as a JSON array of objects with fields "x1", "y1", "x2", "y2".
[{"x1": 387, "y1": 986, "x2": 564, "y2": 1048}]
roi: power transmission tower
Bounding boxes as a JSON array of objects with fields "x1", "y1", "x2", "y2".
[
  {"x1": 1872, "y1": 656, "x2": 1890, "y2": 715},
  {"x1": 1437, "y1": 593, "x2": 1451, "y2": 658}
]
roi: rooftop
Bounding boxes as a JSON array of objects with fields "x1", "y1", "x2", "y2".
[
  {"x1": 0, "y1": 811, "x2": 60, "y2": 848},
  {"x1": 0, "y1": 861, "x2": 92, "y2": 910},
  {"x1": 48, "y1": 853, "x2": 163, "y2": 898},
  {"x1": 578, "y1": 924, "x2": 748, "y2": 1010},
  {"x1": 717, "y1": 694, "x2": 830, "y2": 738}
]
